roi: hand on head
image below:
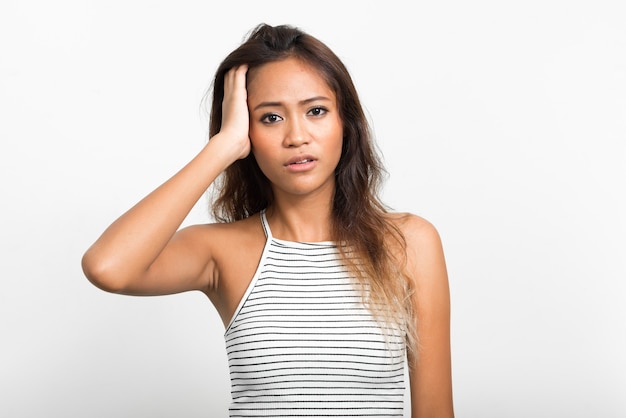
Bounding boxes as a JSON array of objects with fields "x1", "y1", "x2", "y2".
[{"x1": 220, "y1": 64, "x2": 251, "y2": 160}]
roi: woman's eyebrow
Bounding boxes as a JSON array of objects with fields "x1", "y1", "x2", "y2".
[
  {"x1": 300, "y1": 96, "x2": 331, "y2": 105},
  {"x1": 252, "y1": 96, "x2": 331, "y2": 111}
]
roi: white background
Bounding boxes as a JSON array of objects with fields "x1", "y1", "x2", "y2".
[{"x1": 1, "y1": 1, "x2": 625, "y2": 417}]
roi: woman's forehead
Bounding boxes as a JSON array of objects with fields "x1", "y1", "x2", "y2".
[{"x1": 247, "y1": 57, "x2": 336, "y2": 105}]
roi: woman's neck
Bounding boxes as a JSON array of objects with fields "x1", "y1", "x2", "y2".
[{"x1": 265, "y1": 194, "x2": 334, "y2": 243}]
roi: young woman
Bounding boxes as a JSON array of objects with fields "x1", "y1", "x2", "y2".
[{"x1": 82, "y1": 24, "x2": 454, "y2": 417}]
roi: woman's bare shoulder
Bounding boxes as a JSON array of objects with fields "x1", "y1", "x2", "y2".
[
  {"x1": 385, "y1": 211, "x2": 446, "y2": 283},
  {"x1": 181, "y1": 213, "x2": 264, "y2": 249},
  {"x1": 171, "y1": 212, "x2": 264, "y2": 287},
  {"x1": 385, "y1": 211, "x2": 441, "y2": 242}
]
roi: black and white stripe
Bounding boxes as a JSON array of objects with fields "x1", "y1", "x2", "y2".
[{"x1": 224, "y1": 212, "x2": 406, "y2": 417}]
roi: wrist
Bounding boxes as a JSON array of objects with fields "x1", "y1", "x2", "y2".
[{"x1": 208, "y1": 131, "x2": 250, "y2": 163}]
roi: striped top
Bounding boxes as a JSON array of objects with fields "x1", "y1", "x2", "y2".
[{"x1": 224, "y1": 211, "x2": 407, "y2": 417}]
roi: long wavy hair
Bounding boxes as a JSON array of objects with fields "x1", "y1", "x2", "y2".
[{"x1": 207, "y1": 23, "x2": 416, "y2": 356}]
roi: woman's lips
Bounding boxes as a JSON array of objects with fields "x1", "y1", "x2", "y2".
[{"x1": 285, "y1": 155, "x2": 317, "y2": 172}]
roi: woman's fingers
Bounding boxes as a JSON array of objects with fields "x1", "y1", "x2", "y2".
[{"x1": 220, "y1": 65, "x2": 251, "y2": 159}]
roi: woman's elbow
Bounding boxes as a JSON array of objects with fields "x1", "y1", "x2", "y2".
[{"x1": 81, "y1": 249, "x2": 129, "y2": 294}]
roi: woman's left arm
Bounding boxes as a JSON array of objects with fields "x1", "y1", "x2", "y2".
[{"x1": 402, "y1": 214, "x2": 454, "y2": 418}]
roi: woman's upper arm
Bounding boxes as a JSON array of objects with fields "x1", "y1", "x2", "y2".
[
  {"x1": 402, "y1": 215, "x2": 454, "y2": 418},
  {"x1": 88, "y1": 224, "x2": 217, "y2": 296},
  {"x1": 142, "y1": 224, "x2": 219, "y2": 295}
]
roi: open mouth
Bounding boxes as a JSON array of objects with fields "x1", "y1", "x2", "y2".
[
  {"x1": 285, "y1": 155, "x2": 316, "y2": 166},
  {"x1": 291, "y1": 159, "x2": 313, "y2": 165},
  {"x1": 285, "y1": 155, "x2": 317, "y2": 171}
]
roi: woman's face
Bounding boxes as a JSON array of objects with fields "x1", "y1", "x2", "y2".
[{"x1": 246, "y1": 57, "x2": 343, "y2": 200}]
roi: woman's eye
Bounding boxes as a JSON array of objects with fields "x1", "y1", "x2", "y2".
[
  {"x1": 308, "y1": 107, "x2": 327, "y2": 117},
  {"x1": 261, "y1": 113, "x2": 283, "y2": 124}
]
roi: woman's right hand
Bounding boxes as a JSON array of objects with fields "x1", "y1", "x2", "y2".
[{"x1": 218, "y1": 65, "x2": 251, "y2": 161}]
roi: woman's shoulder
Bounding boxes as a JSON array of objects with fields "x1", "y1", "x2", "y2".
[
  {"x1": 179, "y1": 213, "x2": 266, "y2": 281},
  {"x1": 182, "y1": 213, "x2": 264, "y2": 246},
  {"x1": 385, "y1": 211, "x2": 445, "y2": 266},
  {"x1": 385, "y1": 211, "x2": 441, "y2": 241}
]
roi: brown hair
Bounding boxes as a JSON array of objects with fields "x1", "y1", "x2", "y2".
[{"x1": 207, "y1": 23, "x2": 416, "y2": 355}]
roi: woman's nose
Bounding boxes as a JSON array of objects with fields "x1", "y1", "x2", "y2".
[{"x1": 283, "y1": 118, "x2": 309, "y2": 147}]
